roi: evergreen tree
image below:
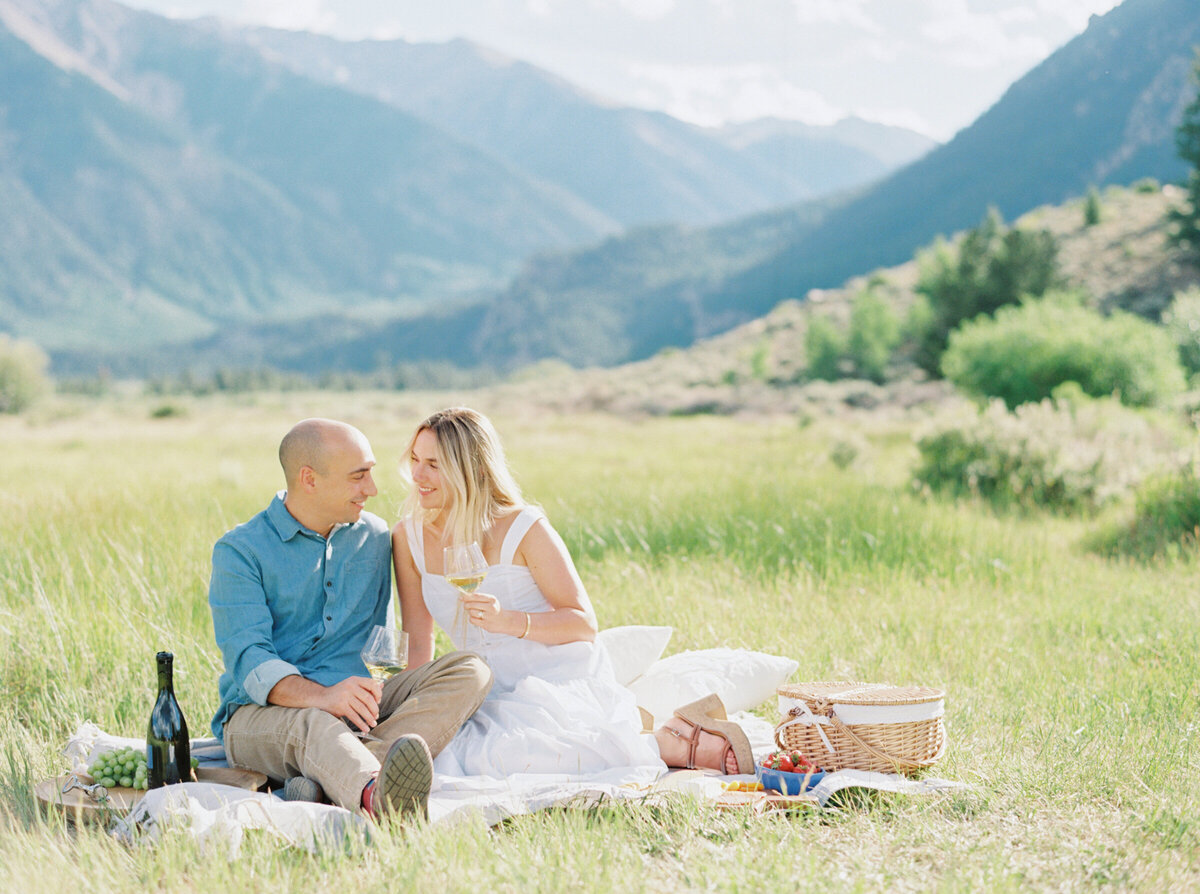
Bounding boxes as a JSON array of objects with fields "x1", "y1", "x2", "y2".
[
  {"x1": 1170, "y1": 54, "x2": 1200, "y2": 249},
  {"x1": 1084, "y1": 186, "x2": 1102, "y2": 227},
  {"x1": 913, "y1": 208, "x2": 1060, "y2": 374}
]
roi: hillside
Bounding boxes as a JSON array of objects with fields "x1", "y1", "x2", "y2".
[
  {"x1": 482, "y1": 185, "x2": 1200, "y2": 419},
  {"x1": 50, "y1": 196, "x2": 846, "y2": 376}
]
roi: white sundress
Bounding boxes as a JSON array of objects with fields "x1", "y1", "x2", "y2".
[{"x1": 404, "y1": 507, "x2": 664, "y2": 778}]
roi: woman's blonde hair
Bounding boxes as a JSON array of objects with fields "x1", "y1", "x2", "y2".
[{"x1": 401, "y1": 407, "x2": 525, "y2": 546}]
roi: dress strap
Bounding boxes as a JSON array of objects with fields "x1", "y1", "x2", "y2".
[
  {"x1": 403, "y1": 515, "x2": 427, "y2": 575},
  {"x1": 499, "y1": 507, "x2": 545, "y2": 566}
]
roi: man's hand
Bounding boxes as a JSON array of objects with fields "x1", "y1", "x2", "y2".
[
  {"x1": 320, "y1": 677, "x2": 384, "y2": 732},
  {"x1": 267, "y1": 674, "x2": 383, "y2": 732}
]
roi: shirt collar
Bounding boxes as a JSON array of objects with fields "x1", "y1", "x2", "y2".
[
  {"x1": 268, "y1": 491, "x2": 308, "y2": 542},
  {"x1": 268, "y1": 491, "x2": 352, "y2": 542}
]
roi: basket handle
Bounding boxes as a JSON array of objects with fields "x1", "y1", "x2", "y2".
[
  {"x1": 774, "y1": 703, "x2": 836, "y2": 754},
  {"x1": 827, "y1": 714, "x2": 946, "y2": 771}
]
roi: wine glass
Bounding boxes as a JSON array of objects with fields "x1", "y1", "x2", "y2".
[
  {"x1": 361, "y1": 625, "x2": 409, "y2": 681},
  {"x1": 348, "y1": 625, "x2": 408, "y2": 741},
  {"x1": 444, "y1": 542, "x2": 488, "y2": 646}
]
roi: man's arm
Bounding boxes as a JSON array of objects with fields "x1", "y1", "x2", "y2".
[
  {"x1": 266, "y1": 674, "x2": 381, "y2": 733},
  {"x1": 209, "y1": 539, "x2": 302, "y2": 702}
]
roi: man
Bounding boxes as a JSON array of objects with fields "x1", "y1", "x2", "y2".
[{"x1": 208, "y1": 418, "x2": 491, "y2": 820}]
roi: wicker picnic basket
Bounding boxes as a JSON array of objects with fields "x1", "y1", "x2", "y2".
[{"x1": 774, "y1": 682, "x2": 946, "y2": 775}]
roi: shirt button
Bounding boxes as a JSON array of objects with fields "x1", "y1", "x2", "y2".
[
  {"x1": 325, "y1": 616, "x2": 332, "y2": 621},
  {"x1": 325, "y1": 581, "x2": 332, "y2": 587}
]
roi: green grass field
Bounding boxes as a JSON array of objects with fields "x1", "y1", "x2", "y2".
[{"x1": 2, "y1": 391, "x2": 1198, "y2": 891}]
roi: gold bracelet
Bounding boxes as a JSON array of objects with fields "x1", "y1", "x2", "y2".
[{"x1": 518, "y1": 611, "x2": 531, "y2": 639}]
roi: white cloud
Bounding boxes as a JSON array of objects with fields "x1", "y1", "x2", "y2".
[
  {"x1": 790, "y1": 0, "x2": 880, "y2": 33},
  {"x1": 916, "y1": 0, "x2": 1054, "y2": 69},
  {"x1": 612, "y1": 0, "x2": 676, "y2": 21},
  {"x1": 624, "y1": 61, "x2": 845, "y2": 126},
  {"x1": 222, "y1": 0, "x2": 338, "y2": 32}
]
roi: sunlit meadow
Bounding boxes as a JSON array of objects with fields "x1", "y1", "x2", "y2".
[{"x1": 1, "y1": 390, "x2": 1198, "y2": 891}]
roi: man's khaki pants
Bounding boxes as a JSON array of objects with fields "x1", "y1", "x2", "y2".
[{"x1": 224, "y1": 651, "x2": 492, "y2": 811}]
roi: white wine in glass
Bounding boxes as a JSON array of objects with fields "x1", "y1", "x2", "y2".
[
  {"x1": 444, "y1": 542, "x2": 487, "y2": 593},
  {"x1": 361, "y1": 625, "x2": 408, "y2": 681},
  {"x1": 444, "y1": 542, "x2": 488, "y2": 645}
]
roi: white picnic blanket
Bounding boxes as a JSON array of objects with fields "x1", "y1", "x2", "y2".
[{"x1": 63, "y1": 719, "x2": 967, "y2": 855}]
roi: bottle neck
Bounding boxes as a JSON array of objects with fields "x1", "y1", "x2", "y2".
[{"x1": 156, "y1": 653, "x2": 174, "y2": 691}]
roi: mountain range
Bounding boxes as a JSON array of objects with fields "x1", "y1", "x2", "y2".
[
  {"x1": 5, "y1": 0, "x2": 1198, "y2": 379},
  {"x1": 154, "y1": 0, "x2": 1200, "y2": 379},
  {"x1": 220, "y1": 23, "x2": 932, "y2": 229},
  {"x1": 463, "y1": 0, "x2": 1200, "y2": 373},
  {"x1": 0, "y1": 0, "x2": 933, "y2": 366}
]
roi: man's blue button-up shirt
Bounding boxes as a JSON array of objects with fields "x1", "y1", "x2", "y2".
[{"x1": 208, "y1": 492, "x2": 392, "y2": 741}]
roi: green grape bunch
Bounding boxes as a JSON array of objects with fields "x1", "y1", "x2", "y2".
[
  {"x1": 86, "y1": 747, "x2": 201, "y2": 790},
  {"x1": 87, "y1": 746, "x2": 149, "y2": 790}
]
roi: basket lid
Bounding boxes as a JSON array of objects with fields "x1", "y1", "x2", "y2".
[{"x1": 777, "y1": 681, "x2": 944, "y2": 706}]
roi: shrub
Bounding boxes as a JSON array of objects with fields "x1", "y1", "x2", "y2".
[
  {"x1": 1161, "y1": 285, "x2": 1200, "y2": 377},
  {"x1": 749, "y1": 339, "x2": 771, "y2": 382},
  {"x1": 804, "y1": 314, "x2": 845, "y2": 381},
  {"x1": 913, "y1": 208, "x2": 1061, "y2": 373},
  {"x1": 0, "y1": 335, "x2": 51, "y2": 414},
  {"x1": 941, "y1": 292, "x2": 1186, "y2": 409},
  {"x1": 1096, "y1": 465, "x2": 1200, "y2": 558},
  {"x1": 1083, "y1": 185, "x2": 1102, "y2": 227},
  {"x1": 846, "y1": 289, "x2": 899, "y2": 383},
  {"x1": 829, "y1": 438, "x2": 860, "y2": 469},
  {"x1": 913, "y1": 391, "x2": 1183, "y2": 512}
]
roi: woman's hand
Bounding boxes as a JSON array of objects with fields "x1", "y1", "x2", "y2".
[{"x1": 461, "y1": 591, "x2": 523, "y2": 637}]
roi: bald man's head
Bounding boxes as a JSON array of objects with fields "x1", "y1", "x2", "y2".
[{"x1": 279, "y1": 418, "x2": 366, "y2": 489}]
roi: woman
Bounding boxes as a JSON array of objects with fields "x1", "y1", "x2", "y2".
[{"x1": 392, "y1": 407, "x2": 753, "y2": 778}]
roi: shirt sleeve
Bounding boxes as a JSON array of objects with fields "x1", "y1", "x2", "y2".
[{"x1": 209, "y1": 538, "x2": 300, "y2": 705}]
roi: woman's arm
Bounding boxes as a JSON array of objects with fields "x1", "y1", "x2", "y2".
[
  {"x1": 463, "y1": 517, "x2": 597, "y2": 644},
  {"x1": 392, "y1": 524, "x2": 437, "y2": 667}
]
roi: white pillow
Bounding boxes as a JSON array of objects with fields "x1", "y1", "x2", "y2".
[
  {"x1": 596, "y1": 625, "x2": 673, "y2": 687},
  {"x1": 627, "y1": 648, "x2": 799, "y2": 727}
]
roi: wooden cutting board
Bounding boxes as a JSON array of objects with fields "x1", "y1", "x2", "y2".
[{"x1": 35, "y1": 767, "x2": 268, "y2": 824}]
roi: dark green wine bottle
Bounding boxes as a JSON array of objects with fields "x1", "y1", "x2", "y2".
[{"x1": 147, "y1": 651, "x2": 193, "y2": 788}]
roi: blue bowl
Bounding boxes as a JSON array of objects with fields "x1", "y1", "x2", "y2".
[{"x1": 757, "y1": 765, "x2": 826, "y2": 795}]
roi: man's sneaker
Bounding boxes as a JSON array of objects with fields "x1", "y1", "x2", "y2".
[
  {"x1": 281, "y1": 776, "x2": 326, "y2": 803},
  {"x1": 375, "y1": 734, "x2": 432, "y2": 821}
]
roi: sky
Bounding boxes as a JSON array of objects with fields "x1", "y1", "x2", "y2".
[{"x1": 119, "y1": 0, "x2": 1125, "y2": 141}]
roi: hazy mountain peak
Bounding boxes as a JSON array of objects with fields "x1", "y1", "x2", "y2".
[{"x1": 0, "y1": 0, "x2": 129, "y2": 99}]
